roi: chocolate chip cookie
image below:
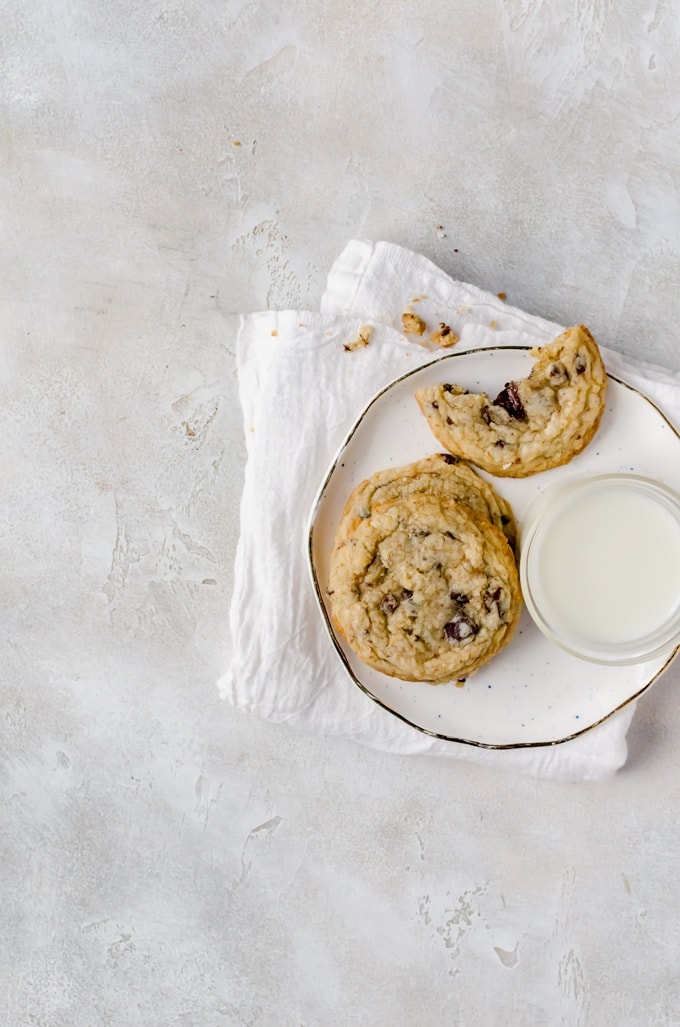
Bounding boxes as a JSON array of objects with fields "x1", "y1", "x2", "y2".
[
  {"x1": 334, "y1": 453, "x2": 518, "y2": 556},
  {"x1": 327, "y1": 494, "x2": 522, "y2": 683},
  {"x1": 415, "y1": 325, "x2": 607, "y2": 477}
]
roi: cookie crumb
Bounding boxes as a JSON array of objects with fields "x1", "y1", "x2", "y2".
[
  {"x1": 402, "y1": 310, "x2": 426, "y2": 336},
  {"x1": 233, "y1": 140, "x2": 241, "y2": 146},
  {"x1": 436, "y1": 225, "x2": 447, "y2": 239},
  {"x1": 489, "y1": 320, "x2": 497, "y2": 329},
  {"x1": 430, "y1": 323, "x2": 459, "y2": 348},
  {"x1": 343, "y1": 325, "x2": 373, "y2": 352},
  {"x1": 270, "y1": 329, "x2": 278, "y2": 336},
  {"x1": 497, "y1": 292, "x2": 507, "y2": 301}
]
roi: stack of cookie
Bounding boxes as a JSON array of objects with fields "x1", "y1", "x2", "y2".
[
  {"x1": 327, "y1": 455, "x2": 522, "y2": 684},
  {"x1": 327, "y1": 325, "x2": 607, "y2": 685}
]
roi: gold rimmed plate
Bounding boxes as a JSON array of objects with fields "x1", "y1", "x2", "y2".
[{"x1": 307, "y1": 346, "x2": 680, "y2": 748}]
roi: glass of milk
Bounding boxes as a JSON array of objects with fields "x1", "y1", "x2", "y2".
[{"x1": 520, "y1": 474, "x2": 680, "y2": 664}]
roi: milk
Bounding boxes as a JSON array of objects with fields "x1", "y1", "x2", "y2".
[{"x1": 527, "y1": 484, "x2": 680, "y2": 646}]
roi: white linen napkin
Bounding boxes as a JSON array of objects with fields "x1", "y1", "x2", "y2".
[{"x1": 220, "y1": 241, "x2": 680, "y2": 780}]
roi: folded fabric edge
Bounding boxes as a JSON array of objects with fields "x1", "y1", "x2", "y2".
[
  {"x1": 321, "y1": 239, "x2": 563, "y2": 338},
  {"x1": 603, "y1": 346, "x2": 680, "y2": 389},
  {"x1": 320, "y1": 241, "x2": 680, "y2": 395},
  {"x1": 320, "y1": 239, "x2": 376, "y2": 315},
  {"x1": 215, "y1": 668, "x2": 632, "y2": 781}
]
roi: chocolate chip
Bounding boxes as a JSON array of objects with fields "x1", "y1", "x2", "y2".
[
  {"x1": 549, "y1": 361, "x2": 569, "y2": 380},
  {"x1": 483, "y1": 587, "x2": 502, "y2": 613},
  {"x1": 444, "y1": 614, "x2": 479, "y2": 641},
  {"x1": 494, "y1": 439, "x2": 505, "y2": 447},
  {"x1": 431, "y1": 400, "x2": 439, "y2": 409},
  {"x1": 443, "y1": 383, "x2": 454, "y2": 393},
  {"x1": 481, "y1": 404, "x2": 492, "y2": 425},
  {"x1": 575, "y1": 355, "x2": 587, "y2": 375},
  {"x1": 493, "y1": 381, "x2": 527, "y2": 421},
  {"x1": 440, "y1": 453, "x2": 456, "y2": 464},
  {"x1": 450, "y1": 591, "x2": 469, "y2": 605},
  {"x1": 380, "y1": 594, "x2": 399, "y2": 615},
  {"x1": 401, "y1": 588, "x2": 413, "y2": 600},
  {"x1": 446, "y1": 416, "x2": 453, "y2": 425}
]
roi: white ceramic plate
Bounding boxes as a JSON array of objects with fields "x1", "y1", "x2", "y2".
[{"x1": 308, "y1": 347, "x2": 680, "y2": 748}]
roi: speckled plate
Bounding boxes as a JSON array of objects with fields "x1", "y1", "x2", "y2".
[{"x1": 307, "y1": 347, "x2": 680, "y2": 748}]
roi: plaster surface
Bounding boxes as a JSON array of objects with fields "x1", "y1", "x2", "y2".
[{"x1": 3, "y1": 2, "x2": 680, "y2": 1024}]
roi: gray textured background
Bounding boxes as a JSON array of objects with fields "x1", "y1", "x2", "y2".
[{"x1": 3, "y1": 2, "x2": 680, "y2": 1024}]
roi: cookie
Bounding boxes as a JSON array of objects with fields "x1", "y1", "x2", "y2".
[
  {"x1": 415, "y1": 325, "x2": 607, "y2": 477},
  {"x1": 327, "y1": 494, "x2": 522, "y2": 683},
  {"x1": 402, "y1": 310, "x2": 426, "y2": 336},
  {"x1": 334, "y1": 453, "x2": 518, "y2": 556},
  {"x1": 430, "y1": 323, "x2": 458, "y2": 348}
]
